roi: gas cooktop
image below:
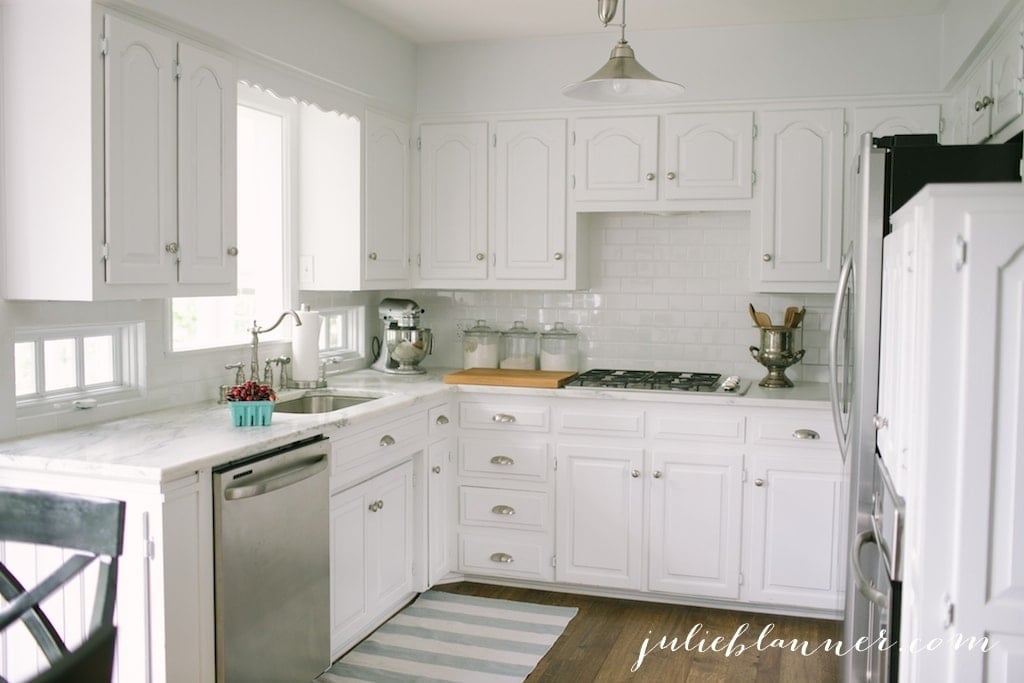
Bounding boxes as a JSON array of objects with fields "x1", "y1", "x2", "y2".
[{"x1": 565, "y1": 369, "x2": 746, "y2": 394}]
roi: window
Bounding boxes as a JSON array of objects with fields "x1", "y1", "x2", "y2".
[
  {"x1": 319, "y1": 306, "x2": 365, "y2": 365},
  {"x1": 15, "y1": 324, "x2": 142, "y2": 410},
  {"x1": 171, "y1": 84, "x2": 295, "y2": 351}
]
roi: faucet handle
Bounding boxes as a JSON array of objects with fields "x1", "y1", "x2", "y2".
[
  {"x1": 319, "y1": 357, "x2": 341, "y2": 387},
  {"x1": 224, "y1": 362, "x2": 245, "y2": 385},
  {"x1": 272, "y1": 356, "x2": 292, "y2": 391}
]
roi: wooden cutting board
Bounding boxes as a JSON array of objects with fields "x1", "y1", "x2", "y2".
[{"x1": 443, "y1": 368, "x2": 577, "y2": 388}]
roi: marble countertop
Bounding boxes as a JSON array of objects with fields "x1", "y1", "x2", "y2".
[{"x1": 0, "y1": 369, "x2": 831, "y2": 484}]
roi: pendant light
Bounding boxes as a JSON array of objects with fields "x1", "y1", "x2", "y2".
[{"x1": 562, "y1": 0, "x2": 685, "y2": 102}]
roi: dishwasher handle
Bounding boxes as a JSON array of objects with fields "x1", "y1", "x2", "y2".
[{"x1": 224, "y1": 454, "x2": 328, "y2": 501}]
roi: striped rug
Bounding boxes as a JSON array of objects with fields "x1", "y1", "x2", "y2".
[{"x1": 319, "y1": 590, "x2": 578, "y2": 682}]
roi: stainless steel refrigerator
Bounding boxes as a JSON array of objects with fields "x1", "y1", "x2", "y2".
[{"x1": 831, "y1": 132, "x2": 1021, "y2": 683}]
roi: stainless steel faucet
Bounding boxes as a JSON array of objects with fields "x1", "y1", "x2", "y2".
[{"x1": 249, "y1": 311, "x2": 302, "y2": 381}]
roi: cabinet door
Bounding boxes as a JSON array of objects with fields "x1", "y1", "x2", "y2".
[
  {"x1": 177, "y1": 42, "x2": 237, "y2": 288},
  {"x1": 990, "y1": 30, "x2": 1024, "y2": 138},
  {"x1": 850, "y1": 104, "x2": 941, "y2": 140},
  {"x1": 555, "y1": 443, "x2": 643, "y2": 590},
  {"x1": 745, "y1": 451, "x2": 845, "y2": 610},
  {"x1": 649, "y1": 447, "x2": 743, "y2": 599},
  {"x1": 418, "y1": 122, "x2": 489, "y2": 280},
  {"x1": 365, "y1": 109, "x2": 411, "y2": 283},
  {"x1": 966, "y1": 60, "x2": 994, "y2": 143},
  {"x1": 103, "y1": 14, "x2": 177, "y2": 285},
  {"x1": 368, "y1": 461, "x2": 415, "y2": 612},
  {"x1": 329, "y1": 478, "x2": 371, "y2": 653},
  {"x1": 428, "y1": 439, "x2": 454, "y2": 584},
  {"x1": 662, "y1": 112, "x2": 753, "y2": 199},
  {"x1": 573, "y1": 116, "x2": 658, "y2": 201},
  {"x1": 755, "y1": 108, "x2": 844, "y2": 289},
  {"x1": 493, "y1": 119, "x2": 567, "y2": 280}
]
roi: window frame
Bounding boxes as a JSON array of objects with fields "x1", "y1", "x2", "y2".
[
  {"x1": 318, "y1": 306, "x2": 366, "y2": 374},
  {"x1": 15, "y1": 323, "x2": 144, "y2": 416}
]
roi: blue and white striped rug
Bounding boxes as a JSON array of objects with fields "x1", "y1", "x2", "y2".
[{"x1": 320, "y1": 590, "x2": 578, "y2": 682}]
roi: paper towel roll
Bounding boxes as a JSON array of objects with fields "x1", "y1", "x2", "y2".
[{"x1": 292, "y1": 309, "x2": 322, "y2": 382}]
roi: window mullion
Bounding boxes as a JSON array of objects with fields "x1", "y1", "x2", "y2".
[
  {"x1": 75, "y1": 336, "x2": 86, "y2": 390},
  {"x1": 34, "y1": 339, "x2": 46, "y2": 397}
]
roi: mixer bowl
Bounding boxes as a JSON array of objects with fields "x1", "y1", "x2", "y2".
[{"x1": 383, "y1": 328, "x2": 432, "y2": 374}]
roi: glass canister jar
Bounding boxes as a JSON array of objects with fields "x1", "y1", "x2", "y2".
[
  {"x1": 499, "y1": 321, "x2": 537, "y2": 370},
  {"x1": 462, "y1": 320, "x2": 500, "y2": 369},
  {"x1": 539, "y1": 322, "x2": 579, "y2": 372}
]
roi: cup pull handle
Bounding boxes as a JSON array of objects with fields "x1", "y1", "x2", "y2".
[
  {"x1": 490, "y1": 455, "x2": 515, "y2": 466},
  {"x1": 792, "y1": 429, "x2": 820, "y2": 440},
  {"x1": 491, "y1": 505, "x2": 516, "y2": 516},
  {"x1": 490, "y1": 552, "x2": 514, "y2": 563},
  {"x1": 492, "y1": 413, "x2": 516, "y2": 423},
  {"x1": 379, "y1": 435, "x2": 396, "y2": 447}
]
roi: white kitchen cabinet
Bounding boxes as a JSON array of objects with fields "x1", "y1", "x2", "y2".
[
  {"x1": 744, "y1": 450, "x2": 845, "y2": 611},
  {"x1": 965, "y1": 22, "x2": 1024, "y2": 143},
  {"x1": 329, "y1": 460, "x2": 414, "y2": 658},
  {"x1": 753, "y1": 108, "x2": 845, "y2": 293},
  {"x1": 555, "y1": 442, "x2": 644, "y2": 590},
  {"x1": 573, "y1": 115, "x2": 660, "y2": 201},
  {"x1": 416, "y1": 118, "x2": 579, "y2": 288},
  {"x1": 0, "y1": 471, "x2": 212, "y2": 683},
  {"x1": 364, "y1": 109, "x2": 412, "y2": 285},
  {"x1": 850, "y1": 104, "x2": 941, "y2": 142},
  {"x1": 2, "y1": 6, "x2": 237, "y2": 300},
  {"x1": 648, "y1": 446, "x2": 744, "y2": 599},
  {"x1": 572, "y1": 111, "x2": 754, "y2": 205},
  {"x1": 427, "y1": 404, "x2": 455, "y2": 585},
  {"x1": 417, "y1": 121, "x2": 490, "y2": 281}
]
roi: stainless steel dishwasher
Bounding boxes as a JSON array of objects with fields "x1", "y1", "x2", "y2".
[{"x1": 213, "y1": 435, "x2": 330, "y2": 683}]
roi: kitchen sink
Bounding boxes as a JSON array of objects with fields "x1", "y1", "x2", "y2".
[{"x1": 274, "y1": 391, "x2": 380, "y2": 414}]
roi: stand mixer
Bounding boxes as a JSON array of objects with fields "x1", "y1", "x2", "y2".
[{"x1": 370, "y1": 298, "x2": 432, "y2": 374}]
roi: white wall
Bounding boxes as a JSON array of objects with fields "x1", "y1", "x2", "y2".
[
  {"x1": 396, "y1": 213, "x2": 833, "y2": 383},
  {"x1": 940, "y1": 0, "x2": 1022, "y2": 86},
  {"x1": 416, "y1": 15, "x2": 944, "y2": 115}
]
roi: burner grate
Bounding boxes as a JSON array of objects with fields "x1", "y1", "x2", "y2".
[{"x1": 568, "y1": 369, "x2": 725, "y2": 392}]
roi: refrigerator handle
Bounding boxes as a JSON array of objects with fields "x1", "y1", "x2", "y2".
[
  {"x1": 828, "y1": 246, "x2": 854, "y2": 460},
  {"x1": 851, "y1": 529, "x2": 888, "y2": 607}
]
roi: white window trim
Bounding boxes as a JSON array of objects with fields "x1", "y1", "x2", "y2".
[
  {"x1": 319, "y1": 306, "x2": 366, "y2": 375},
  {"x1": 15, "y1": 322, "x2": 144, "y2": 418}
]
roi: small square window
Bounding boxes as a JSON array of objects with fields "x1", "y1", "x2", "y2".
[
  {"x1": 43, "y1": 338, "x2": 76, "y2": 392},
  {"x1": 14, "y1": 342, "x2": 37, "y2": 397}
]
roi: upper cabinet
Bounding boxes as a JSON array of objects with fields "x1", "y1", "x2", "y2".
[
  {"x1": 752, "y1": 108, "x2": 845, "y2": 293},
  {"x1": 2, "y1": 7, "x2": 237, "y2": 301},
  {"x1": 415, "y1": 118, "x2": 584, "y2": 289},
  {"x1": 572, "y1": 112, "x2": 754, "y2": 208},
  {"x1": 964, "y1": 20, "x2": 1024, "y2": 143},
  {"x1": 298, "y1": 107, "x2": 412, "y2": 291}
]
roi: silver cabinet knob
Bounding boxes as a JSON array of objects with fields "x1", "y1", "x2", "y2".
[
  {"x1": 368, "y1": 252, "x2": 378, "y2": 260},
  {"x1": 873, "y1": 415, "x2": 889, "y2": 430},
  {"x1": 653, "y1": 471, "x2": 663, "y2": 479},
  {"x1": 379, "y1": 434, "x2": 396, "y2": 447},
  {"x1": 631, "y1": 469, "x2": 641, "y2": 478},
  {"x1": 754, "y1": 478, "x2": 765, "y2": 487},
  {"x1": 792, "y1": 429, "x2": 820, "y2": 440},
  {"x1": 165, "y1": 242, "x2": 179, "y2": 254},
  {"x1": 435, "y1": 414, "x2": 449, "y2": 425},
  {"x1": 553, "y1": 252, "x2": 564, "y2": 261},
  {"x1": 490, "y1": 552, "x2": 514, "y2": 563},
  {"x1": 368, "y1": 500, "x2": 384, "y2": 512},
  {"x1": 645, "y1": 172, "x2": 655, "y2": 181},
  {"x1": 762, "y1": 253, "x2": 772, "y2": 262},
  {"x1": 974, "y1": 95, "x2": 994, "y2": 111},
  {"x1": 490, "y1": 455, "x2": 515, "y2": 466},
  {"x1": 666, "y1": 171, "x2": 676, "y2": 180},
  {"x1": 432, "y1": 465, "x2": 441, "y2": 474},
  {"x1": 476, "y1": 252, "x2": 485, "y2": 261},
  {"x1": 226, "y1": 246, "x2": 238, "y2": 256},
  {"x1": 492, "y1": 413, "x2": 516, "y2": 424},
  {"x1": 491, "y1": 505, "x2": 516, "y2": 516}
]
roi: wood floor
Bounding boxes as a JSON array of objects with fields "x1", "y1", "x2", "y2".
[{"x1": 432, "y1": 582, "x2": 841, "y2": 682}]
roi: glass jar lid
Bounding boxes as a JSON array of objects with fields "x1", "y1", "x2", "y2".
[
  {"x1": 465, "y1": 319, "x2": 497, "y2": 336},
  {"x1": 504, "y1": 320, "x2": 534, "y2": 337},
  {"x1": 540, "y1": 321, "x2": 576, "y2": 338}
]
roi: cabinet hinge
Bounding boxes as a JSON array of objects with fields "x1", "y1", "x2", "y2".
[
  {"x1": 570, "y1": 175, "x2": 576, "y2": 190},
  {"x1": 751, "y1": 170, "x2": 757, "y2": 186},
  {"x1": 99, "y1": 36, "x2": 108, "y2": 57},
  {"x1": 412, "y1": 472, "x2": 418, "y2": 488},
  {"x1": 741, "y1": 468, "x2": 747, "y2": 483},
  {"x1": 173, "y1": 60, "x2": 181, "y2": 81},
  {"x1": 738, "y1": 572, "x2": 744, "y2": 586},
  {"x1": 492, "y1": 133, "x2": 497, "y2": 148},
  {"x1": 570, "y1": 131, "x2": 576, "y2": 146},
  {"x1": 843, "y1": 121, "x2": 849, "y2": 136},
  {"x1": 938, "y1": 117, "x2": 946, "y2": 134},
  {"x1": 553, "y1": 456, "x2": 558, "y2": 471},
  {"x1": 752, "y1": 123, "x2": 758, "y2": 139},
  {"x1": 416, "y1": 253, "x2": 421, "y2": 266},
  {"x1": 953, "y1": 234, "x2": 967, "y2": 272},
  {"x1": 101, "y1": 242, "x2": 109, "y2": 262},
  {"x1": 941, "y1": 593, "x2": 955, "y2": 628},
  {"x1": 416, "y1": 137, "x2": 422, "y2": 151},
  {"x1": 551, "y1": 555, "x2": 557, "y2": 568},
  {"x1": 145, "y1": 538, "x2": 156, "y2": 559}
]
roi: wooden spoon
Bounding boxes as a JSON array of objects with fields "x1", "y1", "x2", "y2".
[
  {"x1": 784, "y1": 306, "x2": 799, "y2": 328},
  {"x1": 748, "y1": 304, "x2": 772, "y2": 328},
  {"x1": 789, "y1": 307, "x2": 806, "y2": 328},
  {"x1": 748, "y1": 303, "x2": 761, "y2": 327}
]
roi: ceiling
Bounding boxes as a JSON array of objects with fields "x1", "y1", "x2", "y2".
[{"x1": 335, "y1": 0, "x2": 950, "y2": 44}]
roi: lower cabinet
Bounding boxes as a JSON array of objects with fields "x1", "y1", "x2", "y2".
[{"x1": 329, "y1": 460, "x2": 415, "y2": 658}]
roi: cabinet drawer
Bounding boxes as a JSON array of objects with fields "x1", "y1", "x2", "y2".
[
  {"x1": 459, "y1": 401, "x2": 550, "y2": 432},
  {"x1": 648, "y1": 410, "x2": 745, "y2": 443},
  {"x1": 459, "y1": 438, "x2": 548, "y2": 481},
  {"x1": 558, "y1": 407, "x2": 644, "y2": 437},
  {"x1": 459, "y1": 532, "x2": 554, "y2": 581},
  {"x1": 428, "y1": 403, "x2": 453, "y2": 436},
  {"x1": 332, "y1": 414, "x2": 426, "y2": 478},
  {"x1": 748, "y1": 412, "x2": 838, "y2": 448},
  {"x1": 459, "y1": 486, "x2": 549, "y2": 531}
]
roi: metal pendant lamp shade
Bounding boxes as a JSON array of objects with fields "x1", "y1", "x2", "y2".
[{"x1": 562, "y1": 0, "x2": 685, "y2": 102}]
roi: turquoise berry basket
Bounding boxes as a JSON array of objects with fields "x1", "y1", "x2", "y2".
[{"x1": 229, "y1": 400, "x2": 275, "y2": 427}]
